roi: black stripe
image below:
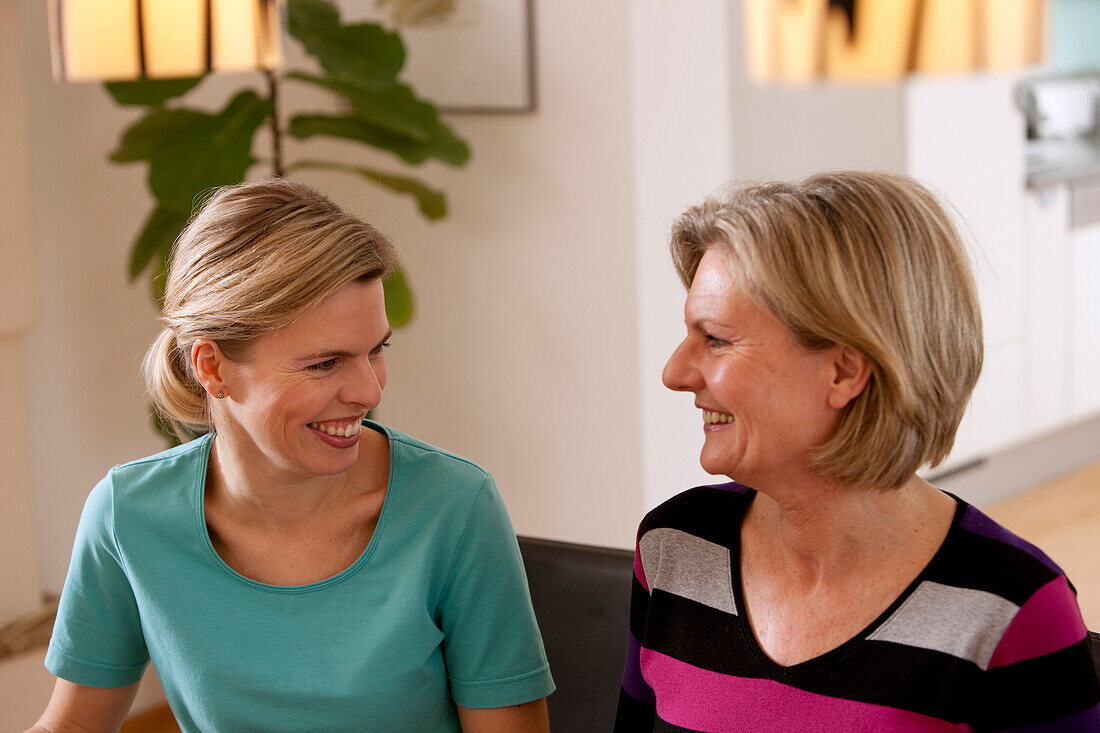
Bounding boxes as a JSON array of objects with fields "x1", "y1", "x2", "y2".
[
  {"x1": 640, "y1": 591, "x2": 756, "y2": 678},
  {"x1": 639, "y1": 485, "x2": 749, "y2": 548},
  {"x1": 652, "y1": 717, "x2": 701, "y2": 732},
  {"x1": 613, "y1": 689, "x2": 655, "y2": 732},
  {"x1": 809, "y1": 641, "x2": 982, "y2": 722},
  {"x1": 926, "y1": 528, "x2": 1060, "y2": 606},
  {"x1": 977, "y1": 640, "x2": 1100, "y2": 729},
  {"x1": 628, "y1": 575, "x2": 649, "y2": 640}
]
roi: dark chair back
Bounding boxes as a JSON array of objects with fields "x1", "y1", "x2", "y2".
[{"x1": 518, "y1": 536, "x2": 635, "y2": 733}]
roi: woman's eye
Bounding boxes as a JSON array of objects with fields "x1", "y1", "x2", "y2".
[
  {"x1": 704, "y1": 334, "x2": 728, "y2": 348},
  {"x1": 308, "y1": 358, "x2": 338, "y2": 372},
  {"x1": 370, "y1": 341, "x2": 392, "y2": 358}
]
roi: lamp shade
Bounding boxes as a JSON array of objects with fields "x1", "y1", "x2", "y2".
[
  {"x1": 48, "y1": 0, "x2": 284, "y2": 82},
  {"x1": 744, "y1": 0, "x2": 1047, "y2": 84}
]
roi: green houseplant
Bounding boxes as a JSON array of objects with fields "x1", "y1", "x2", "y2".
[{"x1": 105, "y1": 0, "x2": 470, "y2": 327}]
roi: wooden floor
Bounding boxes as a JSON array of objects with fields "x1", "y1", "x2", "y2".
[
  {"x1": 120, "y1": 461, "x2": 1100, "y2": 731},
  {"x1": 985, "y1": 460, "x2": 1100, "y2": 630}
]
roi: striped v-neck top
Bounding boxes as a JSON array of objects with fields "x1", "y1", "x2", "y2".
[{"x1": 615, "y1": 482, "x2": 1100, "y2": 731}]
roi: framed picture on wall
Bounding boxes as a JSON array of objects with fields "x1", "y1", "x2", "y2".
[{"x1": 346, "y1": 0, "x2": 537, "y2": 113}]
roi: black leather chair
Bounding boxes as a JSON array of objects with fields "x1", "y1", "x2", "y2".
[{"x1": 518, "y1": 536, "x2": 634, "y2": 732}]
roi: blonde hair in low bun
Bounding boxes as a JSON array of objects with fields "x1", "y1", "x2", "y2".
[
  {"x1": 143, "y1": 177, "x2": 398, "y2": 441},
  {"x1": 143, "y1": 327, "x2": 209, "y2": 438}
]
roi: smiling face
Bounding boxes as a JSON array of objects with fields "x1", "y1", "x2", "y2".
[
  {"x1": 204, "y1": 278, "x2": 391, "y2": 484},
  {"x1": 662, "y1": 249, "x2": 848, "y2": 488}
]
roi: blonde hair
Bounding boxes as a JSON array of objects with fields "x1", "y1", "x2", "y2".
[
  {"x1": 670, "y1": 171, "x2": 983, "y2": 489},
  {"x1": 143, "y1": 177, "x2": 398, "y2": 441}
]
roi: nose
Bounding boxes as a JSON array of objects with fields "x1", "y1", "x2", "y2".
[
  {"x1": 341, "y1": 355, "x2": 385, "y2": 410},
  {"x1": 662, "y1": 338, "x2": 700, "y2": 393}
]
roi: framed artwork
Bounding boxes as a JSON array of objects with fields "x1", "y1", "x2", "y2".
[{"x1": 346, "y1": 0, "x2": 537, "y2": 113}]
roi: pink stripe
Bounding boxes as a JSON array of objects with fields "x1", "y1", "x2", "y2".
[
  {"x1": 987, "y1": 575, "x2": 1087, "y2": 669},
  {"x1": 633, "y1": 548, "x2": 649, "y2": 591},
  {"x1": 640, "y1": 649, "x2": 965, "y2": 732}
]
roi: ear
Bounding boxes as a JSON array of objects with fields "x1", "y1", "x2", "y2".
[
  {"x1": 825, "y1": 345, "x2": 872, "y2": 410},
  {"x1": 191, "y1": 339, "x2": 229, "y2": 399}
]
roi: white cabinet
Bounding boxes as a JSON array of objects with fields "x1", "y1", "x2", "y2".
[
  {"x1": 1071, "y1": 221, "x2": 1100, "y2": 418},
  {"x1": 906, "y1": 74, "x2": 1030, "y2": 468},
  {"x1": 907, "y1": 74, "x2": 1100, "y2": 470},
  {"x1": 1023, "y1": 186, "x2": 1072, "y2": 434}
]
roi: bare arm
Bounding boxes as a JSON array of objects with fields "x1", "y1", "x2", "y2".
[
  {"x1": 457, "y1": 699, "x2": 550, "y2": 733},
  {"x1": 26, "y1": 678, "x2": 139, "y2": 733}
]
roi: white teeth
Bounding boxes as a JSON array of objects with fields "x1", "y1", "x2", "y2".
[
  {"x1": 309, "y1": 420, "x2": 363, "y2": 437},
  {"x1": 702, "y1": 410, "x2": 733, "y2": 424}
]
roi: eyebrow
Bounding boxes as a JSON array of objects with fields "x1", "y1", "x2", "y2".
[{"x1": 300, "y1": 329, "x2": 393, "y2": 361}]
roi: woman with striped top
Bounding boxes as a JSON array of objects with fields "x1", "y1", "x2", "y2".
[{"x1": 616, "y1": 171, "x2": 1100, "y2": 731}]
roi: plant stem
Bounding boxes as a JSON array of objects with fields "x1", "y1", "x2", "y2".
[{"x1": 265, "y1": 68, "x2": 284, "y2": 177}]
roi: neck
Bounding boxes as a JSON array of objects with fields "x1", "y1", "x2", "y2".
[
  {"x1": 744, "y1": 473, "x2": 954, "y2": 586},
  {"x1": 206, "y1": 434, "x2": 358, "y2": 529}
]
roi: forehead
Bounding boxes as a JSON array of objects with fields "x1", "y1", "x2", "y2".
[
  {"x1": 265, "y1": 279, "x2": 388, "y2": 354},
  {"x1": 686, "y1": 248, "x2": 788, "y2": 332},
  {"x1": 687, "y1": 249, "x2": 750, "y2": 308}
]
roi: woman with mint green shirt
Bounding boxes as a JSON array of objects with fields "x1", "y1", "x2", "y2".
[{"x1": 30, "y1": 178, "x2": 553, "y2": 732}]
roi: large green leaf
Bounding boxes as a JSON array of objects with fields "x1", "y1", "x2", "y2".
[
  {"x1": 129, "y1": 204, "x2": 190, "y2": 281},
  {"x1": 289, "y1": 159, "x2": 446, "y2": 219},
  {"x1": 383, "y1": 266, "x2": 413, "y2": 327},
  {"x1": 105, "y1": 77, "x2": 204, "y2": 107},
  {"x1": 289, "y1": 113, "x2": 469, "y2": 166},
  {"x1": 111, "y1": 91, "x2": 272, "y2": 210},
  {"x1": 287, "y1": 0, "x2": 404, "y2": 83},
  {"x1": 288, "y1": 72, "x2": 438, "y2": 142}
]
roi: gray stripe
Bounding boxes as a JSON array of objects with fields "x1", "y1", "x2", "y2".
[
  {"x1": 867, "y1": 580, "x2": 1019, "y2": 669},
  {"x1": 638, "y1": 527, "x2": 737, "y2": 615}
]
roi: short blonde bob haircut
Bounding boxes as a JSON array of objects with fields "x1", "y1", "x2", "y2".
[
  {"x1": 670, "y1": 171, "x2": 983, "y2": 489},
  {"x1": 144, "y1": 177, "x2": 398, "y2": 441}
]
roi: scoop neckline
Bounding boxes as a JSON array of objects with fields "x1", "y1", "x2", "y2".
[
  {"x1": 193, "y1": 419, "x2": 396, "y2": 594},
  {"x1": 730, "y1": 488, "x2": 967, "y2": 678}
]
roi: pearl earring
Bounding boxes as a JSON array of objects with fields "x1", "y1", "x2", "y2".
[{"x1": 216, "y1": 392, "x2": 225, "y2": 399}]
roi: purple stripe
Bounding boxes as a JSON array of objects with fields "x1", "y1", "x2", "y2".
[
  {"x1": 640, "y1": 648, "x2": 965, "y2": 731},
  {"x1": 621, "y1": 631, "x2": 655, "y2": 704},
  {"x1": 700, "y1": 481, "x2": 751, "y2": 494},
  {"x1": 960, "y1": 505, "x2": 1062, "y2": 573},
  {"x1": 1002, "y1": 701, "x2": 1100, "y2": 732}
]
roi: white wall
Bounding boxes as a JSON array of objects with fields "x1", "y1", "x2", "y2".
[
  {"x1": 727, "y1": 3, "x2": 906, "y2": 179},
  {"x1": 21, "y1": 0, "x2": 166, "y2": 593},
  {"x1": 632, "y1": 1, "x2": 733, "y2": 511},
  {"x1": 1, "y1": 0, "x2": 42, "y2": 626},
  {"x1": 19, "y1": 0, "x2": 697, "y2": 598}
]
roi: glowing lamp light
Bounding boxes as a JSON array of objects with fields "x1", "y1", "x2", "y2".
[
  {"x1": 48, "y1": 0, "x2": 284, "y2": 82},
  {"x1": 744, "y1": 0, "x2": 1047, "y2": 84}
]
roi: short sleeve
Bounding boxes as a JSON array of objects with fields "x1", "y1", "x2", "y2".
[
  {"x1": 45, "y1": 472, "x2": 149, "y2": 688},
  {"x1": 436, "y1": 475, "x2": 554, "y2": 709}
]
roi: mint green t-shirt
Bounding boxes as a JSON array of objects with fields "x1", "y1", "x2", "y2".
[{"x1": 46, "y1": 422, "x2": 553, "y2": 731}]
